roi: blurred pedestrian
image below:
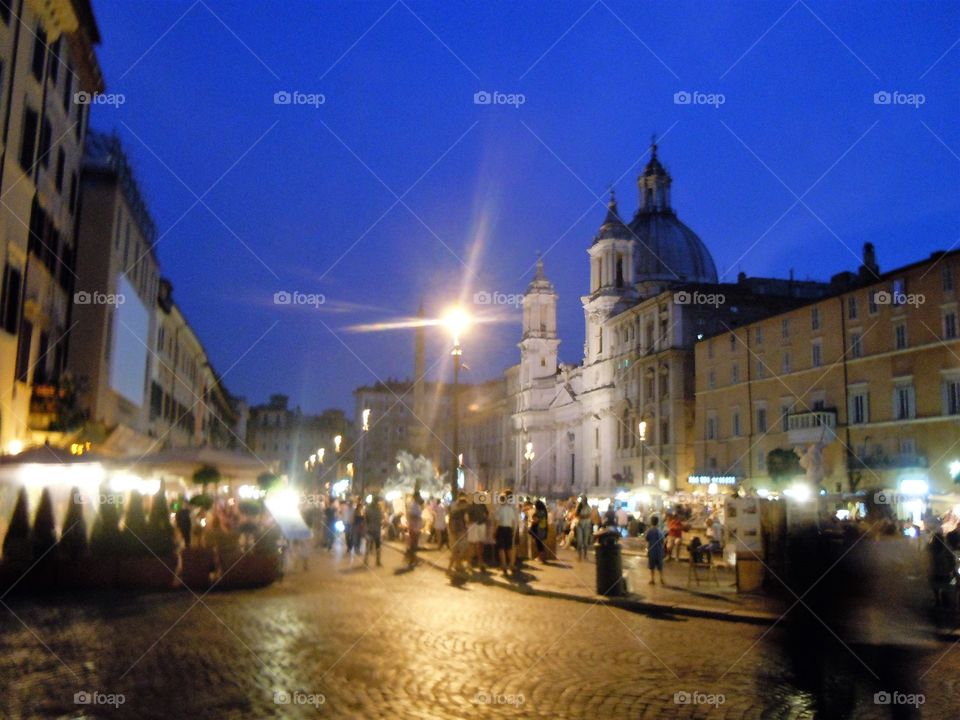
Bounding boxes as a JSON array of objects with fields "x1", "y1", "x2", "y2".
[
  {"x1": 645, "y1": 515, "x2": 666, "y2": 585},
  {"x1": 448, "y1": 493, "x2": 470, "y2": 574},
  {"x1": 495, "y1": 491, "x2": 519, "y2": 576},
  {"x1": 406, "y1": 492, "x2": 423, "y2": 566},
  {"x1": 363, "y1": 495, "x2": 383, "y2": 567},
  {"x1": 433, "y1": 498, "x2": 448, "y2": 549},
  {"x1": 530, "y1": 499, "x2": 549, "y2": 562},
  {"x1": 467, "y1": 494, "x2": 489, "y2": 571},
  {"x1": 575, "y1": 496, "x2": 592, "y2": 561}
]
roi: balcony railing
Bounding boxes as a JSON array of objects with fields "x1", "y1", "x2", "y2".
[{"x1": 787, "y1": 409, "x2": 838, "y2": 445}]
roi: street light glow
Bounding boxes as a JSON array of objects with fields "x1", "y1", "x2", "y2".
[
  {"x1": 362, "y1": 409, "x2": 371, "y2": 432},
  {"x1": 334, "y1": 435, "x2": 342, "y2": 452},
  {"x1": 638, "y1": 420, "x2": 647, "y2": 441},
  {"x1": 444, "y1": 306, "x2": 470, "y2": 346}
]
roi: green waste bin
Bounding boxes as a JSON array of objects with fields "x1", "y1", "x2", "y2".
[{"x1": 595, "y1": 530, "x2": 624, "y2": 596}]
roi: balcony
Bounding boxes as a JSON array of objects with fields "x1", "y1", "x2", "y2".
[
  {"x1": 787, "y1": 409, "x2": 837, "y2": 445},
  {"x1": 850, "y1": 453, "x2": 928, "y2": 470}
]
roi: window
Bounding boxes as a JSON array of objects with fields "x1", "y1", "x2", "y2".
[
  {"x1": 899, "y1": 437, "x2": 916, "y2": 456},
  {"x1": 19, "y1": 107, "x2": 38, "y2": 172},
  {"x1": 15, "y1": 320, "x2": 32, "y2": 382},
  {"x1": 812, "y1": 341, "x2": 822, "y2": 368},
  {"x1": 1, "y1": 264, "x2": 21, "y2": 334},
  {"x1": 31, "y1": 27, "x2": 46, "y2": 81},
  {"x1": 895, "y1": 323, "x2": 907, "y2": 350},
  {"x1": 781, "y1": 403, "x2": 792, "y2": 431},
  {"x1": 755, "y1": 326, "x2": 764, "y2": 345},
  {"x1": 707, "y1": 340, "x2": 714, "y2": 359},
  {"x1": 55, "y1": 148, "x2": 65, "y2": 192},
  {"x1": 68, "y1": 172, "x2": 78, "y2": 216},
  {"x1": 732, "y1": 411, "x2": 741, "y2": 437},
  {"x1": 0, "y1": 0, "x2": 10, "y2": 24},
  {"x1": 850, "y1": 391, "x2": 868, "y2": 425},
  {"x1": 731, "y1": 363, "x2": 739, "y2": 384},
  {"x1": 944, "y1": 377, "x2": 960, "y2": 416},
  {"x1": 706, "y1": 415, "x2": 718, "y2": 440},
  {"x1": 868, "y1": 291, "x2": 878, "y2": 315},
  {"x1": 755, "y1": 359, "x2": 765, "y2": 379},
  {"x1": 707, "y1": 370, "x2": 715, "y2": 389},
  {"x1": 894, "y1": 384, "x2": 915, "y2": 420},
  {"x1": 660, "y1": 421, "x2": 669, "y2": 445},
  {"x1": 848, "y1": 296, "x2": 858, "y2": 320},
  {"x1": 48, "y1": 38, "x2": 60, "y2": 84},
  {"x1": 38, "y1": 119, "x2": 51, "y2": 168},
  {"x1": 729, "y1": 334, "x2": 736, "y2": 352},
  {"x1": 944, "y1": 265, "x2": 955, "y2": 292},
  {"x1": 811, "y1": 307, "x2": 821, "y2": 330},
  {"x1": 944, "y1": 310, "x2": 957, "y2": 340},
  {"x1": 892, "y1": 279, "x2": 906, "y2": 305},
  {"x1": 757, "y1": 450, "x2": 767, "y2": 472},
  {"x1": 781, "y1": 351, "x2": 791, "y2": 374},
  {"x1": 62, "y1": 66, "x2": 73, "y2": 110},
  {"x1": 781, "y1": 317, "x2": 790, "y2": 339},
  {"x1": 850, "y1": 332, "x2": 863, "y2": 358}
]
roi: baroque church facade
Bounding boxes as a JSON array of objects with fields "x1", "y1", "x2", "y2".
[{"x1": 502, "y1": 143, "x2": 831, "y2": 498}]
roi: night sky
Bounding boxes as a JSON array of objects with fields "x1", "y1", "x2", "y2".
[{"x1": 88, "y1": 1, "x2": 959, "y2": 416}]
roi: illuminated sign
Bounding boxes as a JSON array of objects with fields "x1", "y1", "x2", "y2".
[{"x1": 687, "y1": 475, "x2": 737, "y2": 485}]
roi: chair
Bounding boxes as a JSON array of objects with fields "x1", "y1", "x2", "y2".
[{"x1": 687, "y1": 555, "x2": 720, "y2": 586}]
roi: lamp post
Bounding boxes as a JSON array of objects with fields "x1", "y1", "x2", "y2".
[
  {"x1": 359, "y1": 409, "x2": 370, "y2": 497},
  {"x1": 524, "y1": 441, "x2": 536, "y2": 495},
  {"x1": 638, "y1": 420, "x2": 647, "y2": 486},
  {"x1": 444, "y1": 307, "x2": 469, "y2": 502}
]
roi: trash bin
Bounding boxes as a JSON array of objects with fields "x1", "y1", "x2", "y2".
[{"x1": 595, "y1": 530, "x2": 624, "y2": 596}]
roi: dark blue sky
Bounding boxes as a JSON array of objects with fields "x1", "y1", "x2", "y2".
[{"x1": 89, "y1": 0, "x2": 959, "y2": 416}]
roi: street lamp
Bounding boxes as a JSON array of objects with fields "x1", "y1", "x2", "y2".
[
  {"x1": 334, "y1": 435, "x2": 342, "y2": 453},
  {"x1": 524, "y1": 441, "x2": 536, "y2": 494},
  {"x1": 359, "y1": 410, "x2": 371, "y2": 496},
  {"x1": 444, "y1": 306, "x2": 470, "y2": 501},
  {"x1": 317, "y1": 448, "x2": 325, "y2": 464},
  {"x1": 638, "y1": 420, "x2": 647, "y2": 486}
]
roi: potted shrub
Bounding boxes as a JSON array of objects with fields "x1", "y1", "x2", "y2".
[
  {"x1": 116, "y1": 491, "x2": 175, "y2": 591},
  {"x1": 0, "y1": 487, "x2": 31, "y2": 592},
  {"x1": 216, "y1": 522, "x2": 281, "y2": 591},
  {"x1": 57, "y1": 487, "x2": 90, "y2": 589},
  {"x1": 89, "y1": 485, "x2": 122, "y2": 587},
  {"x1": 28, "y1": 488, "x2": 58, "y2": 590}
]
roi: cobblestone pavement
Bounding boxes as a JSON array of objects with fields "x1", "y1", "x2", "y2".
[{"x1": 0, "y1": 546, "x2": 958, "y2": 719}]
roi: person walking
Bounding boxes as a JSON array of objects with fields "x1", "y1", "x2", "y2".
[
  {"x1": 350, "y1": 500, "x2": 366, "y2": 558},
  {"x1": 406, "y1": 493, "x2": 423, "y2": 567},
  {"x1": 574, "y1": 496, "x2": 592, "y2": 561},
  {"x1": 342, "y1": 498, "x2": 355, "y2": 554},
  {"x1": 447, "y1": 493, "x2": 470, "y2": 574},
  {"x1": 433, "y1": 499, "x2": 448, "y2": 549},
  {"x1": 530, "y1": 499, "x2": 549, "y2": 562},
  {"x1": 467, "y1": 495, "x2": 489, "y2": 572},
  {"x1": 645, "y1": 515, "x2": 666, "y2": 585},
  {"x1": 494, "y1": 491, "x2": 519, "y2": 576},
  {"x1": 175, "y1": 499, "x2": 192, "y2": 548},
  {"x1": 363, "y1": 495, "x2": 383, "y2": 567}
]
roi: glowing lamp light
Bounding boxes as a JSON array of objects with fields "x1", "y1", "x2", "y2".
[
  {"x1": 238, "y1": 484, "x2": 262, "y2": 500},
  {"x1": 949, "y1": 460, "x2": 960, "y2": 480},
  {"x1": 309, "y1": 454, "x2": 317, "y2": 464},
  {"x1": 658, "y1": 478, "x2": 671, "y2": 492},
  {"x1": 384, "y1": 490, "x2": 401, "y2": 502},
  {"x1": 6, "y1": 439, "x2": 23, "y2": 455},
  {"x1": 784, "y1": 483, "x2": 812, "y2": 502},
  {"x1": 331, "y1": 478, "x2": 350, "y2": 496},
  {"x1": 638, "y1": 421, "x2": 647, "y2": 441},
  {"x1": 444, "y1": 306, "x2": 470, "y2": 346},
  {"x1": 899, "y1": 478, "x2": 929, "y2": 497},
  {"x1": 365, "y1": 494, "x2": 373, "y2": 504},
  {"x1": 361, "y1": 409, "x2": 371, "y2": 432},
  {"x1": 639, "y1": 492, "x2": 652, "y2": 505},
  {"x1": 646, "y1": 471, "x2": 655, "y2": 484},
  {"x1": 334, "y1": 435, "x2": 342, "y2": 453},
  {"x1": 318, "y1": 448, "x2": 325, "y2": 463},
  {"x1": 757, "y1": 488, "x2": 770, "y2": 498},
  {"x1": 347, "y1": 462, "x2": 354, "y2": 477},
  {"x1": 334, "y1": 520, "x2": 345, "y2": 533}
]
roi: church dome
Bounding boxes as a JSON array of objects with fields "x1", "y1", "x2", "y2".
[{"x1": 629, "y1": 141, "x2": 718, "y2": 286}]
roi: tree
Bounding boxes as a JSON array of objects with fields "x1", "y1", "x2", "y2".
[
  {"x1": 257, "y1": 472, "x2": 281, "y2": 493},
  {"x1": 121, "y1": 491, "x2": 148, "y2": 556},
  {"x1": 60, "y1": 487, "x2": 89, "y2": 561},
  {"x1": 193, "y1": 464, "x2": 221, "y2": 493},
  {"x1": 31, "y1": 488, "x2": 57, "y2": 561},
  {"x1": 146, "y1": 481, "x2": 175, "y2": 557},
  {"x1": 90, "y1": 486, "x2": 122, "y2": 558},
  {"x1": 2, "y1": 487, "x2": 31, "y2": 564},
  {"x1": 767, "y1": 448, "x2": 802, "y2": 486}
]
